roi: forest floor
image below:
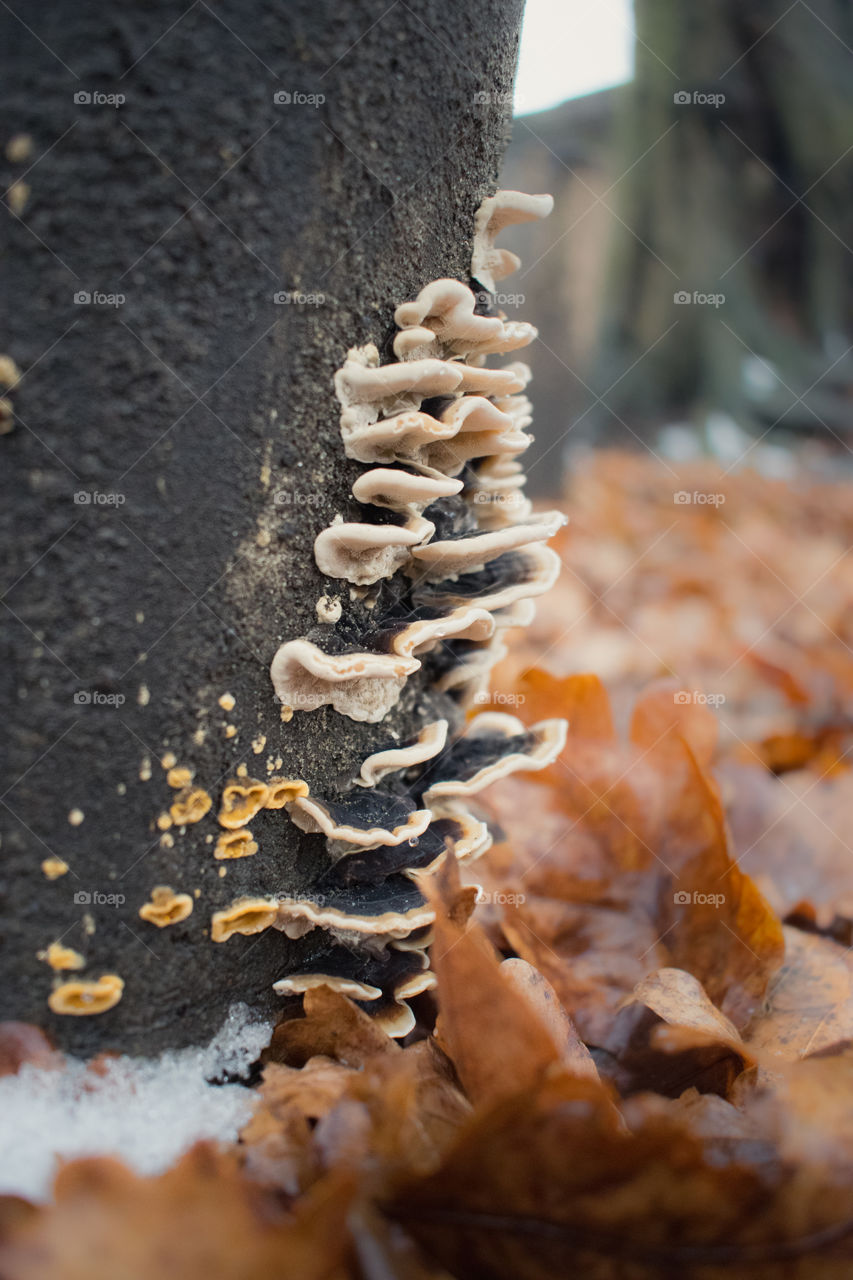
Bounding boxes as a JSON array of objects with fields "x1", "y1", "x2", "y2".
[{"x1": 2, "y1": 448, "x2": 853, "y2": 1279}]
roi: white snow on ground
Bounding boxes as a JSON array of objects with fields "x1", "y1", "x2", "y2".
[{"x1": 0, "y1": 1003, "x2": 272, "y2": 1202}]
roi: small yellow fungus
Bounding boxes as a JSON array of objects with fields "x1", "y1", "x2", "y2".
[
  {"x1": 42, "y1": 858, "x2": 69, "y2": 879},
  {"x1": 211, "y1": 898, "x2": 278, "y2": 943},
  {"x1": 48, "y1": 974, "x2": 124, "y2": 1016},
  {"x1": 39, "y1": 942, "x2": 85, "y2": 971},
  {"x1": 169, "y1": 787, "x2": 212, "y2": 825},
  {"x1": 139, "y1": 886, "x2": 194, "y2": 928},
  {"x1": 265, "y1": 777, "x2": 309, "y2": 809},
  {"x1": 218, "y1": 780, "x2": 268, "y2": 829},
  {"x1": 214, "y1": 829, "x2": 258, "y2": 860}
]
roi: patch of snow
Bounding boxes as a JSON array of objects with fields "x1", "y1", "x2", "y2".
[{"x1": 0, "y1": 1003, "x2": 271, "y2": 1202}]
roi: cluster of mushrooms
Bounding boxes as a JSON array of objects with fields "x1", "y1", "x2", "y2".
[
  {"x1": 41, "y1": 191, "x2": 568, "y2": 1034},
  {"x1": 252, "y1": 191, "x2": 568, "y2": 1036}
]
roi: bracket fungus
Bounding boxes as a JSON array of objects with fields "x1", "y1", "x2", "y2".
[
  {"x1": 259, "y1": 190, "x2": 567, "y2": 1033},
  {"x1": 35, "y1": 191, "x2": 568, "y2": 1043}
]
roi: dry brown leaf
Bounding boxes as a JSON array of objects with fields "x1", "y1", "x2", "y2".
[
  {"x1": 266, "y1": 986, "x2": 399, "y2": 1069},
  {"x1": 390, "y1": 1070, "x2": 853, "y2": 1279},
  {"x1": 0, "y1": 1145, "x2": 356, "y2": 1280},
  {"x1": 499, "y1": 958, "x2": 600, "y2": 1081},
  {"x1": 604, "y1": 968, "x2": 752, "y2": 1097},
  {"x1": 746, "y1": 927, "x2": 853, "y2": 1060},
  {"x1": 723, "y1": 764, "x2": 853, "y2": 933},
  {"x1": 0, "y1": 1023, "x2": 61, "y2": 1077},
  {"x1": 478, "y1": 684, "x2": 783, "y2": 1043},
  {"x1": 629, "y1": 678, "x2": 719, "y2": 768},
  {"x1": 426, "y1": 867, "x2": 563, "y2": 1107}
]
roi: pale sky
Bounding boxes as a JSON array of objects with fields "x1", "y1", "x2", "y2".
[{"x1": 515, "y1": 0, "x2": 634, "y2": 116}]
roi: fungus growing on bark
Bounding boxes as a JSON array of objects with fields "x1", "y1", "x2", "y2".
[
  {"x1": 408, "y1": 512, "x2": 565, "y2": 577},
  {"x1": 41, "y1": 858, "x2": 69, "y2": 880},
  {"x1": 39, "y1": 942, "x2": 86, "y2": 971},
  {"x1": 313, "y1": 516, "x2": 433, "y2": 585},
  {"x1": 470, "y1": 189, "x2": 554, "y2": 292},
  {"x1": 419, "y1": 714, "x2": 567, "y2": 802},
  {"x1": 138, "y1": 886, "x2": 194, "y2": 927},
  {"x1": 289, "y1": 791, "x2": 431, "y2": 846},
  {"x1": 166, "y1": 766, "x2": 193, "y2": 789},
  {"x1": 217, "y1": 780, "x2": 269, "y2": 829},
  {"x1": 270, "y1": 639, "x2": 418, "y2": 723},
  {"x1": 210, "y1": 899, "x2": 279, "y2": 944},
  {"x1": 274, "y1": 891, "x2": 434, "y2": 942},
  {"x1": 47, "y1": 975, "x2": 124, "y2": 1016},
  {"x1": 214, "y1": 830, "x2": 259, "y2": 860},
  {"x1": 256, "y1": 190, "x2": 567, "y2": 1031},
  {"x1": 392, "y1": 278, "x2": 538, "y2": 359},
  {"x1": 272, "y1": 973, "x2": 383, "y2": 1001},
  {"x1": 169, "y1": 788, "x2": 213, "y2": 826},
  {"x1": 357, "y1": 720, "x2": 449, "y2": 786},
  {"x1": 265, "y1": 777, "x2": 309, "y2": 809},
  {"x1": 351, "y1": 468, "x2": 462, "y2": 513}
]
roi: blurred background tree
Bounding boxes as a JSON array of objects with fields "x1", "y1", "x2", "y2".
[{"x1": 502, "y1": 0, "x2": 853, "y2": 486}]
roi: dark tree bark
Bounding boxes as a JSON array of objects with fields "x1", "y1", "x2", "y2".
[
  {"x1": 592, "y1": 0, "x2": 853, "y2": 441},
  {"x1": 0, "y1": 0, "x2": 524, "y2": 1054}
]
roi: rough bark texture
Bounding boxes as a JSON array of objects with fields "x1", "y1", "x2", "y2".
[
  {"x1": 0, "y1": 0, "x2": 524, "y2": 1054},
  {"x1": 592, "y1": 0, "x2": 853, "y2": 440}
]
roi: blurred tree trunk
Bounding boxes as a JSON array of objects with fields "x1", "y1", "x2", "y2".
[
  {"x1": 593, "y1": 0, "x2": 853, "y2": 442},
  {"x1": 0, "y1": 0, "x2": 523, "y2": 1055}
]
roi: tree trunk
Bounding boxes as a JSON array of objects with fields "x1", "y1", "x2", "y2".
[
  {"x1": 592, "y1": 0, "x2": 853, "y2": 441},
  {"x1": 0, "y1": 0, "x2": 524, "y2": 1055}
]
